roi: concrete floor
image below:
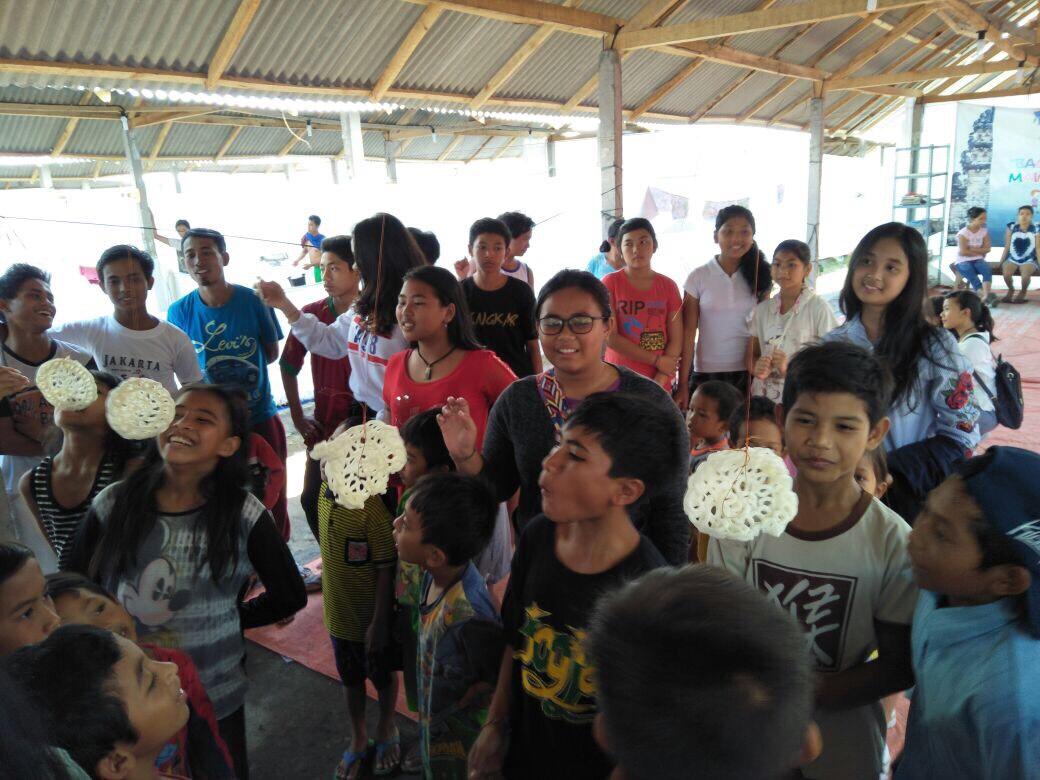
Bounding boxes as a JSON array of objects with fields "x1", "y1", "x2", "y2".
[{"x1": 245, "y1": 408, "x2": 420, "y2": 779}]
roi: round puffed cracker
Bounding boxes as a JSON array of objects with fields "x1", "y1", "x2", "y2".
[
  {"x1": 35, "y1": 358, "x2": 97, "y2": 411},
  {"x1": 105, "y1": 378, "x2": 176, "y2": 439}
]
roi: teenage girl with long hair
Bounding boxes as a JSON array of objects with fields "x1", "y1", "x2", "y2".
[
  {"x1": 678, "y1": 205, "x2": 771, "y2": 408},
  {"x1": 66, "y1": 384, "x2": 306, "y2": 779},
  {"x1": 940, "y1": 290, "x2": 999, "y2": 437},
  {"x1": 824, "y1": 223, "x2": 979, "y2": 520},
  {"x1": 19, "y1": 370, "x2": 139, "y2": 570},
  {"x1": 257, "y1": 212, "x2": 425, "y2": 420}
]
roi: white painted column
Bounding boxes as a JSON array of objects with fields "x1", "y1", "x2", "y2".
[
  {"x1": 546, "y1": 137, "x2": 557, "y2": 178},
  {"x1": 597, "y1": 46, "x2": 623, "y2": 238},
  {"x1": 385, "y1": 138, "x2": 399, "y2": 184},
  {"x1": 339, "y1": 111, "x2": 365, "y2": 180},
  {"x1": 806, "y1": 94, "x2": 824, "y2": 270}
]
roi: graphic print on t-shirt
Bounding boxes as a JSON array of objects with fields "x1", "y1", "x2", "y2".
[
  {"x1": 753, "y1": 560, "x2": 857, "y2": 671},
  {"x1": 116, "y1": 519, "x2": 191, "y2": 641},
  {"x1": 191, "y1": 320, "x2": 262, "y2": 404},
  {"x1": 514, "y1": 603, "x2": 595, "y2": 724},
  {"x1": 617, "y1": 298, "x2": 667, "y2": 352}
]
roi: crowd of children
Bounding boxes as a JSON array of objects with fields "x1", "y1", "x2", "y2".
[{"x1": 0, "y1": 202, "x2": 1035, "y2": 780}]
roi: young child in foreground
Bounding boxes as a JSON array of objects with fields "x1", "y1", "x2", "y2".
[
  {"x1": 896, "y1": 446, "x2": 1040, "y2": 778},
  {"x1": 45, "y1": 572, "x2": 234, "y2": 779},
  {"x1": 468, "y1": 392, "x2": 675, "y2": 780},
  {"x1": 708, "y1": 341, "x2": 918, "y2": 780},
  {"x1": 392, "y1": 472, "x2": 503, "y2": 779},
  {"x1": 728, "y1": 395, "x2": 785, "y2": 455},
  {"x1": 4, "y1": 624, "x2": 189, "y2": 780},
  {"x1": 588, "y1": 565, "x2": 820, "y2": 780},
  {"x1": 0, "y1": 542, "x2": 59, "y2": 656}
]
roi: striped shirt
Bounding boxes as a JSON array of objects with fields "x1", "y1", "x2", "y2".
[{"x1": 30, "y1": 455, "x2": 120, "y2": 570}]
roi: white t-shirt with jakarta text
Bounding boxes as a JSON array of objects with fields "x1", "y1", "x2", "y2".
[
  {"x1": 708, "y1": 494, "x2": 917, "y2": 780},
  {"x1": 51, "y1": 316, "x2": 202, "y2": 394},
  {"x1": 684, "y1": 258, "x2": 758, "y2": 373}
]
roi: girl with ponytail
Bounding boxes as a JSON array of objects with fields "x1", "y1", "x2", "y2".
[
  {"x1": 941, "y1": 290, "x2": 999, "y2": 436},
  {"x1": 677, "y1": 205, "x2": 771, "y2": 408}
]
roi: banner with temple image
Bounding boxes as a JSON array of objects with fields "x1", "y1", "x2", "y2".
[{"x1": 949, "y1": 105, "x2": 1040, "y2": 247}]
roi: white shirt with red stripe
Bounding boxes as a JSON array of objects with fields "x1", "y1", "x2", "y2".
[{"x1": 290, "y1": 307, "x2": 408, "y2": 418}]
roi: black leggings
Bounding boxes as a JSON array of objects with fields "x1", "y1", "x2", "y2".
[{"x1": 217, "y1": 707, "x2": 248, "y2": 780}]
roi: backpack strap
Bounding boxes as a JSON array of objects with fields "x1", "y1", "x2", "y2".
[{"x1": 972, "y1": 370, "x2": 996, "y2": 402}]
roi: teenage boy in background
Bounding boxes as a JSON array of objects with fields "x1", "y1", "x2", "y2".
[
  {"x1": 167, "y1": 228, "x2": 290, "y2": 539},
  {"x1": 709, "y1": 341, "x2": 917, "y2": 780},
  {"x1": 293, "y1": 214, "x2": 326, "y2": 269},
  {"x1": 154, "y1": 217, "x2": 191, "y2": 273},
  {"x1": 897, "y1": 447, "x2": 1040, "y2": 778},
  {"x1": 455, "y1": 212, "x2": 535, "y2": 288},
  {"x1": 460, "y1": 218, "x2": 541, "y2": 379},
  {"x1": 0, "y1": 265, "x2": 93, "y2": 508},
  {"x1": 51, "y1": 245, "x2": 202, "y2": 394}
]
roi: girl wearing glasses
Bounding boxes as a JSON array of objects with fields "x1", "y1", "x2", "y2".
[
  {"x1": 437, "y1": 270, "x2": 690, "y2": 566},
  {"x1": 602, "y1": 218, "x2": 683, "y2": 389}
]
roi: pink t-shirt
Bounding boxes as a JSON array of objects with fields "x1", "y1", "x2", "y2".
[
  {"x1": 603, "y1": 269, "x2": 682, "y2": 379},
  {"x1": 956, "y1": 226, "x2": 987, "y2": 262}
]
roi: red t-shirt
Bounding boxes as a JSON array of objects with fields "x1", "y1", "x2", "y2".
[
  {"x1": 382, "y1": 349, "x2": 516, "y2": 448},
  {"x1": 603, "y1": 270, "x2": 682, "y2": 379},
  {"x1": 279, "y1": 298, "x2": 355, "y2": 431}
]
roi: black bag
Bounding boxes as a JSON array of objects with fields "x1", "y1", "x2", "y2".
[{"x1": 973, "y1": 354, "x2": 1024, "y2": 430}]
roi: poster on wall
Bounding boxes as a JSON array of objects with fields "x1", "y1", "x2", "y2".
[{"x1": 948, "y1": 105, "x2": 1040, "y2": 246}]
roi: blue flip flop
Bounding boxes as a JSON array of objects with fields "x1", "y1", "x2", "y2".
[
  {"x1": 373, "y1": 731, "x2": 401, "y2": 777},
  {"x1": 334, "y1": 746, "x2": 367, "y2": 780}
]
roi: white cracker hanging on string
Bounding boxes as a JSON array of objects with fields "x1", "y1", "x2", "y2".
[
  {"x1": 35, "y1": 358, "x2": 98, "y2": 411},
  {"x1": 105, "y1": 378, "x2": 176, "y2": 440},
  {"x1": 684, "y1": 447, "x2": 798, "y2": 542},
  {"x1": 310, "y1": 420, "x2": 406, "y2": 509}
]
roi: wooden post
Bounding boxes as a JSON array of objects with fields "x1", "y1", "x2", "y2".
[{"x1": 597, "y1": 46, "x2": 622, "y2": 238}]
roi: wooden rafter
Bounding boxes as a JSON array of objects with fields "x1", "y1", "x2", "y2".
[
  {"x1": 465, "y1": 137, "x2": 494, "y2": 163},
  {"x1": 51, "y1": 91, "x2": 94, "y2": 156},
  {"x1": 279, "y1": 137, "x2": 298, "y2": 156},
  {"x1": 829, "y1": 6, "x2": 934, "y2": 81},
  {"x1": 617, "y1": 0, "x2": 941, "y2": 51},
  {"x1": 437, "y1": 135, "x2": 465, "y2": 161},
  {"x1": 921, "y1": 81, "x2": 1038, "y2": 102},
  {"x1": 830, "y1": 58, "x2": 1019, "y2": 90},
  {"x1": 492, "y1": 137, "x2": 516, "y2": 159},
  {"x1": 631, "y1": 59, "x2": 703, "y2": 120},
  {"x1": 401, "y1": 0, "x2": 618, "y2": 36},
  {"x1": 371, "y1": 4, "x2": 444, "y2": 101},
  {"x1": 215, "y1": 126, "x2": 243, "y2": 159},
  {"x1": 395, "y1": 109, "x2": 422, "y2": 153},
  {"x1": 942, "y1": 0, "x2": 1039, "y2": 64},
  {"x1": 147, "y1": 122, "x2": 174, "y2": 167},
  {"x1": 206, "y1": 0, "x2": 261, "y2": 88}
]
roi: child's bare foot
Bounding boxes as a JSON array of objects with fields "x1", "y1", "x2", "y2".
[{"x1": 373, "y1": 728, "x2": 401, "y2": 776}]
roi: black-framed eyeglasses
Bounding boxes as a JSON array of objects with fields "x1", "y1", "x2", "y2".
[{"x1": 537, "y1": 314, "x2": 608, "y2": 335}]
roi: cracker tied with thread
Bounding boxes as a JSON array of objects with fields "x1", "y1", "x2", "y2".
[
  {"x1": 310, "y1": 420, "x2": 406, "y2": 509},
  {"x1": 35, "y1": 358, "x2": 97, "y2": 411},
  {"x1": 684, "y1": 448, "x2": 798, "y2": 542},
  {"x1": 104, "y1": 378, "x2": 176, "y2": 439}
]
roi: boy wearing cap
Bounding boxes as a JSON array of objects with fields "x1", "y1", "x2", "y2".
[{"x1": 898, "y1": 446, "x2": 1040, "y2": 779}]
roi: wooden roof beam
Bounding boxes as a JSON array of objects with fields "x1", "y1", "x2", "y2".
[
  {"x1": 828, "y1": 6, "x2": 934, "y2": 80},
  {"x1": 617, "y1": 0, "x2": 942, "y2": 51},
  {"x1": 943, "y1": 0, "x2": 1039, "y2": 64},
  {"x1": 206, "y1": 0, "x2": 261, "y2": 89},
  {"x1": 465, "y1": 137, "x2": 494, "y2": 163},
  {"x1": 491, "y1": 137, "x2": 517, "y2": 159},
  {"x1": 403, "y1": 0, "x2": 618, "y2": 36},
  {"x1": 371, "y1": 4, "x2": 444, "y2": 101},
  {"x1": 51, "y1": 91, "x2": 94, "y2": 156},
  {"x1": 437, "y1": 135, "x2": 465, "y2": 161},
  {"x1": 215, "y1": 126, "x2": 243, "y2": 159},
  {"x1": 631, "y1": 59, "x2": 703, "y2": 119},
  {"x1": 921, "y1": 81, "x2": 1038, "y2": 102},
  {"x1": 829, "y1": 58, "x2": 1018, "y2": 89},
  {"x1": 146, "y1": 122, "x2": 174, "y2": 168}
]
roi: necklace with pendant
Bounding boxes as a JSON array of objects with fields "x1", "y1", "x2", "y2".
[{"x1": 416, "y1": 345, "x2": 457, "y2": 380}]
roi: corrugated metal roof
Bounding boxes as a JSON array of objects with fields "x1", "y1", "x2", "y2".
[{"x1": 0, "y1": 114, "x2": 65, "y2": 153}]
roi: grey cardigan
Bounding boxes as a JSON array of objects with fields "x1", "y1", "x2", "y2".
[{"x1": 479, "y1": 365, "x2": 691, "y2": 565}]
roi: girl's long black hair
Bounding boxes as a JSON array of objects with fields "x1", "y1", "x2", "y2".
[
  {"x1": 352, "y1": 213, "x2": 426, "y2": 336},
  {"x1": 715, "y1": 205, "x2": 771, "y2": 301},
  {"x1": 946, "y1": 290, "x2": 997, "y2": 341},
  {"x1": 88, "y1": 384, "x2": 251, "y2": 584},
  {"x1": 839, "y1": 222, "x2": 958, "y2": 407},
  {"x1": 401, "y1": 265, "x2": 484, "y2": 350}
]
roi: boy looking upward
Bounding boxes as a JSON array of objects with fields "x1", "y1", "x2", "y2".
[
  {"x1": 897, "y1": 447, "x2": 1040, "y2": 778},
  {"x1": 460, "y1": 218, "x2": 541, "y2": 378},
  {"x1": 52, "y1": 245, "x2": 202, "y2": 394},
  {"x1": 709, "y1": 341, "x2": 917, "y2": 780}
]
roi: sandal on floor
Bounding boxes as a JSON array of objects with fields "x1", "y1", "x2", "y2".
[
  {"x1": 373, "y1": 731, "x2": 401, "y2": 776},
  {"x1": 334, "y1": 745, "x2": 369, "y2": 780},
  {"x1": 1003, "y1": 292, "x2": 1016, "y2": 303},
  {"x1": 401, "y1": 740, "x2": 423, "y2": 774},
  {"x1": 1015, "y1": 292, "x2": 1029, "y2": 303}
]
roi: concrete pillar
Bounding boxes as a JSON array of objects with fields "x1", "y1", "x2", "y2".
[
  {"x1": 546, "y1": 137, "x2": 557, "y2": 178},
  {"x1": 905, "y1": 97, "x2": 925, "y2": 226},
  {"x1": 806, "y1": 94, "x2": 824, "y2": 270},
  {"x1": 329, "y1": 156, "x2": 340, "y2": 184},
  {"x1": 385, "y1": 138, "x2": 399, "y2": 184},
  {"x1": 597, "y1": 46, "x2": 622, "y2": 237},
  {"x1": 119, "y1": 114, "x2": 171, "y2": 310},
  {"x1": 40, "y1": 164, "x2": 53, "y2": 189},
  {"x1": 339, "y1": 110, "x2": 365, "y2": 180}
]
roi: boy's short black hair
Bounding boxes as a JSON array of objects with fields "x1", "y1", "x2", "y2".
[
  {"x1": 0, "y1": 263, "x2": 50, "y2": 302},
  {"x1": 468, "y1": 217, "x2": 511, "y2": 248},
  {"x1": 320, "y1": 235, "x2": 355, "y2": 266},
  {"x1": 956, "y1": 450, "x2": 1025, "y2": 570},
  {"x1": 96, "y1": 244, "x2": 154, "y2": 282},
  {"x1": 565, "y1": 391, "x2": 682, "y2": 504},
  {"x1": 400, "y1": 408, "x2": 453, "y2": 472},
  {"x1": 3, "y1": 625, "x2": 137, "y2": 775},
  {"x1": 1019, "y1": 205, "x2": 1035, "y2": 215},
  {"x1": 407, "y1": 473, "x2": 497, "y2": 566},
  {"x1": 174, "y1": 218, "x2": 190, "y2": 230},
  {"x1": 497, "y1": 211, "x2": 534, "y2": 238},
  {"x1": 308, "y1": 214, "x2": 321, "y2": 226},
  {"x1": 588, "y1": 565, "x2": 813, "y2": 780},
  {"x1": 182, "y1": 227, "x2": 226, "y2": 254},
  {"x1": 782, "y1": 341, "x2": 893, "y2": 427},
  {"x1": 0, "y1": 542, "x2": 35, "y2": 588},
  {"x1": 692, "y1": 381, "x2": 743, "y2": 426},
  {"x1": 408, "y1": 227, "x2": 440, "y2": 264},
  {"x1": 45, "y1": 571, "x2": 117, "y2": 602},
  {"x1": 728, "y1": 396, "x2": 780, "y2": 447}
]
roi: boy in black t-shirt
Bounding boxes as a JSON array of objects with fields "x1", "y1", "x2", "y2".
[
  {"x1": 460, "y1": 218, "x2": 541, "y2": 377},
  {"x1": 467, "y1": 392, "x2": 674, "y2": 780}
]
